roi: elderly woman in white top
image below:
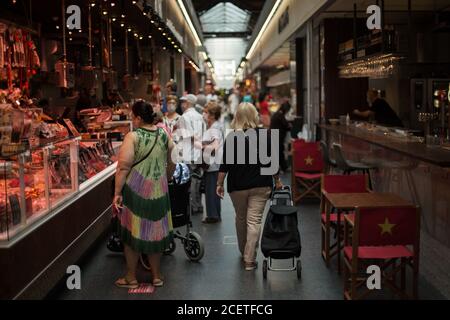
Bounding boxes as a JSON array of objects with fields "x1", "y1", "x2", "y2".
[{"x1": 201, "y1": 102, "x2": 224, "y2": 223}]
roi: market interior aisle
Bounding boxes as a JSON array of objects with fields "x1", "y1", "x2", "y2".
[{"x1": 50, "y1": 175, "x2": 444, "y2": 300}]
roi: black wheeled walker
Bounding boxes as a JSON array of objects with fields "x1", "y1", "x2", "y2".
[
  {"x1": 261, "y1": 186, "x2": 302, "y2": 280},
  {"x1": 140, "y1": 164, "x2": 205, "y2": 269}
]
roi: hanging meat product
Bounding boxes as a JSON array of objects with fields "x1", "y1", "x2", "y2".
[{"x1": 0, "y1": 24, "x2": 5, "y2": 69}]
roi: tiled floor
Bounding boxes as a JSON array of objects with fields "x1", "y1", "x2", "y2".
[{"x1": 49, "y1": 176, "x2": 446, "y2": 300}]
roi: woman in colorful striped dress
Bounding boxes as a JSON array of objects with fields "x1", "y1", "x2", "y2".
[{"x1": 113, "y1": 101, "x2": 176, "y2": 288}]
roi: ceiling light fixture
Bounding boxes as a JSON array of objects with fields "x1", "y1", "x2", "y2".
[
  {"x1": 176, "y1": 0, "x2": 202, "y2": 46},
  {"x1": 246, "y1": 0, "x2": 282, "y2": 60}
]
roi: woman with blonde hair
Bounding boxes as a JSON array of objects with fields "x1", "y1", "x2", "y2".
[{"x1": 217, "y1": 103, "x2": 282, "y2": 271}]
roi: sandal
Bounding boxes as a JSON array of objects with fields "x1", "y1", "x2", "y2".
[
  {"x1": 115, "y1": 278, "x2": 139, "y2": 289},
  {"x1": 152, "y1": 279, "x2": 164, "y2": 287}
]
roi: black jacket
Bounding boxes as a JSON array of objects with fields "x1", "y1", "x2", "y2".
[{"x1": 219, "y1": 128, "x2": 275, "y2": 193}]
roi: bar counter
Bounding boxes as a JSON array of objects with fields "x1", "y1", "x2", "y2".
[
  {"x1": 320, "y1": 124, "x2": 450, "y2": 167},
  {"x1": 320, "y1": 124, "x2": 450, "y2": 298}
]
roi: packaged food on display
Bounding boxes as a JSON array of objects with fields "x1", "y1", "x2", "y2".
[{"x1": 39, "y1": 122, "x2": 69, "y2": 139}]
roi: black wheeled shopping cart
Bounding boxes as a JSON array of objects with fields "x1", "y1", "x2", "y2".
[
  {"x1": 140, "y1": 164, "x2": 205, "y2": 269},
  {"x1": 261, "y1": 186, "x2": 302, "y2": 280}
]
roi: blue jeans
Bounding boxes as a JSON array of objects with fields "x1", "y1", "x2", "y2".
[{"x1": 205, "y1": 171, "x2": 221, "y2": 219}]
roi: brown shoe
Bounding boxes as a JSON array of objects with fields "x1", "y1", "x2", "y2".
[
  {"x1": 202, "y1": 217, "x2": 220, "y2": 224},
  {"x1": 244, "y1": 261, "x2": 258, "y2": 271}
]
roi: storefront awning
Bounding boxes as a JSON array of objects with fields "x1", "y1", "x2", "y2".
[{"x1": 266, "y1": 70, "x2": 291, "y2": 87}]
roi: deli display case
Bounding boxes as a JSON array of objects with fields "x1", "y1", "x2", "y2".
[
  {"x1": 0, "y1": 136, "x2": 120, "y2": 299},
  {"x1": 0, "y1": 138, "x2": 78, "y2": 242},
  {"x1": 0, "y1": 137, "x2": 119, "y2": 243}
]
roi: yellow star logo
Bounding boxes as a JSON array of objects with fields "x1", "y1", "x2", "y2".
[
  {"x1": 305, "y1": 155, "x2": 314, "y2": 166},
  {"x1": 378, "y1": 217, "x2": 396, "y2": 236}
]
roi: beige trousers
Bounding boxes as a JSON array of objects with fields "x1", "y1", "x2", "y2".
[{"x1": 229, "y1": 187, "x2": 272, "y2": 264}]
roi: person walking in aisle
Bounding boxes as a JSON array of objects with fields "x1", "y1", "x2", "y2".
[
  {"x1": 163, "y1": 95, "x2": 181, "y2": 134},
  {"x1": 217, "y1": 103, "x2": 282, "y2": 271},
  {"x1": 228, "y1": 87, "x2": 240, "y2": 121},
  {"x1": 196, "y1": 88, "x2": 207, "y2": 114},
  {"x1": 270, "y1": 101, "x2": 292, "y2": 173},
  {"x1": 258, "y1": 92, "x2": 271, "y2": 128},
  {"x1": 162, "y1": 80, "x2": 179, "y2": 114},
  {"x1": 201, "y1": 102, "x2": 224, "y2": 224},
  {"x1": 176, "y1": 94, "x2": 206, "y2": 215},
  {"x1": 205, "y1": 79, "x2": 218, "y2": 103},
  {"x1": 113, "y1": 101, "x2": 176, "y2": 288}
]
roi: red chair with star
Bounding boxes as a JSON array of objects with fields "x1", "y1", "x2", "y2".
[
  {"x1": 291, "y1": 139, "x2": 324, "y2": 204},
  {"x1": 343, "y1": 206, "x2": 421, "y2": 300},
  {"x1": 320, "y1": 174, "x2": 369, "y2": 267}
]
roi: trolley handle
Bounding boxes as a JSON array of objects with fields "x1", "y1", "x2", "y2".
[{"x1": 270, "y1": 185, "x2": 293, "y2": 206}]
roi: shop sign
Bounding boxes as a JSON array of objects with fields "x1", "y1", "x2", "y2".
[
  {"x1": 166, "y1": 19, "x2": 184, "y2": 45},
  {"x1": 279, "y1": 6, "x2": 289, "y2": 34}
]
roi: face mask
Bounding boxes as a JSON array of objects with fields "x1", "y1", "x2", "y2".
[{"x1": 168, "y1": 103, "x2": 176, "y2": 112}]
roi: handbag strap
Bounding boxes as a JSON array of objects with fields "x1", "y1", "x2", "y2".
[{"x1": 131, "y1": 128, "x2": 160, "y2": 169}]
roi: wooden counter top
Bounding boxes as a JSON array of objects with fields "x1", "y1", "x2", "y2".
[{"x1": 319, "y1": 124, "x2": 450, "y2": 167}]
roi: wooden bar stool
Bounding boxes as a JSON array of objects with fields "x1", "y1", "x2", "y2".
[{"x1": 320, "y1": 141, "x2": 337, "y2": 174}]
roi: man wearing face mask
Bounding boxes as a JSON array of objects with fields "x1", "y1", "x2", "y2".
[
  {"x1": 175, "y1": 94, "x2": 206, "y2": 215},
  {"x1": 353, "y1": 89, "x2": 403, "y2": 127},
  {"x1": 163, "y1": 95, "x2": 181, "y2": 134},
  {"x1": 162, "y1": 80, "x2": 179, "y2": 114}
]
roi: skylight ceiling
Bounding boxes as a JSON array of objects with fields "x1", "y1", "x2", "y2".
[
  {"x1": 200, "y1": 2, "x2": 251, "y2": 34},
  {"x1": 192, "y1": 1, "x2": 266, "y2": 88}
]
